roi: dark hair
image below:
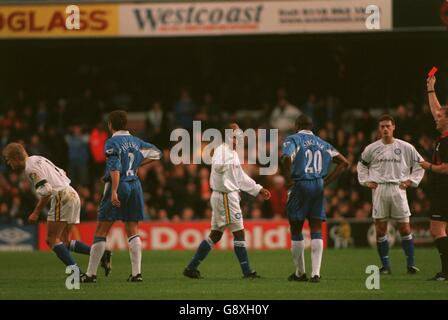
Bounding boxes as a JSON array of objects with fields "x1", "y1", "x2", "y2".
[
  {"x1": 378, "y1": 114, "x2": 395, "y2": 125},
  {"x1": 295, "y1": 114, "x2": 313, "y2": 130},
  {"x1": 108, "y1": 110, "x2": 128, "y2": 131}
]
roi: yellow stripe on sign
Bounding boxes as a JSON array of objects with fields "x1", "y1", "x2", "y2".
[
  {"x1": 223, "y1": 193, "x2": 230, "y2": 224},
  {"x1": 0, "y1": 4, "x2": 119, "y2": 39}
]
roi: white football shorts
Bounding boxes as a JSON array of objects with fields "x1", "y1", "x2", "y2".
[{"x1": 210, "y1": 190, "x2": 244, "y2": 232}]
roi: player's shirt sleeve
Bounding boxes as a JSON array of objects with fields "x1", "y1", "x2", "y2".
[
  {"x1": 408, "y1": 145, "x2": 425, "y2": 187},
  {"x1": 238, "y1": 168, "x2": 263, "y2": 197},
  {"x1": 26, "y1": 162, "x2": 52, "y2": 197},
  {"x1": 212, "y1": 144, "x2": 232, "y2": 174},
  {"x1": 105, "y1": 140, "x2": 122, "y2": 172},
  {"x1": 357, "y1": 145, "x2": 372, "y2": 186},
  {"x1": 139, "y1": 139, "x2": 162, "y2": 160},
  {"x1": 281, "y1": 136, "x2": 299, "y2": 161},
  {"x1": 325, "y1": 142, "x2": 340, "y2": 158}
]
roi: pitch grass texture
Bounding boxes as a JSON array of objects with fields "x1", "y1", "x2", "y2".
[{"x1": 0, "y1": 248, "x2": 447, "y2": 300}]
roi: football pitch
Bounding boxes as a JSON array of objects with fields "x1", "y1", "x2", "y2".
[{"x1": 0, "y1": 248, "x2": 447, "y2": 300}]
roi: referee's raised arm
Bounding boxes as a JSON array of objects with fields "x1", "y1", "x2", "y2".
[{"x1": 427, "y1": 75, "x2": 442, "y2": 120}]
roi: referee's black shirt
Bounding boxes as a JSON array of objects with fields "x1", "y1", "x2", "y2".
[{"x1": 430, "y1": 132, "x2": 448, "y2": 209}]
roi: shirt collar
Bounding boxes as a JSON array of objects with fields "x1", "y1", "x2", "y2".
[
  {"x1": 298, "y1": 130, "x2": 314, "y2": 135},
  {"x1": 112, "y1": 130, "x2": 130, "y2": 137}
]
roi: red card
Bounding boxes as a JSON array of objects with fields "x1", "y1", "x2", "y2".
[{"x1": 428, "y1": 67, "x2": 438, "y2": 77}]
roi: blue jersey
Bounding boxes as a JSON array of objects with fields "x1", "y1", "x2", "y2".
[
  {"x1": 103, "y1": 131, "x2": 161, "y2": 182},
  {"x1": 281, "y1": 130, "x2": 339, "y2": 181}
]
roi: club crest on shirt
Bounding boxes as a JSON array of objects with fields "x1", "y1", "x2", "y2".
[
  {"x1": 29, "y1": 173, "x2": 37, "y2": 182},
  {"x1": 235, "y1": 213, "x2": 242, "y2": 220},
  {"x1": 394, "y1": 148, "x2": 401, "y2": 155}
]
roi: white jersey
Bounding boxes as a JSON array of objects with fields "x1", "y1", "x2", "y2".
[
  {"x1": 25, "y1": 155, "x2": 71, "y2": 196},
  {"x1": 357, "y1": 138, "x2": 424, "y2": 187},
  {"x1": 210, "y1": 143, "x2": 262, "y2": 197}
]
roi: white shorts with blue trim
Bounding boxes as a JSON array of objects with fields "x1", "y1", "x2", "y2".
[{"x1": 210, "y1": 191, "x2": 244, "y2": 232}]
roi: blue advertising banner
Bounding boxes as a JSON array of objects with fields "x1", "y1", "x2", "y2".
[{"x1": 0, "y1": 225, "x2": 37, "y2": 251}]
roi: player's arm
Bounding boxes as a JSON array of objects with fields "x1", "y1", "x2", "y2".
[
  {"x1": 324, "y1": 153, "x2": 349, "y2": 187},
  {"x1": 403, "y1": 147, "x2": 425, "y2": 188},
  {"x1": 427, "y1": 76, "x2": 442, "y2": 120},
  {"x1": 420, "y1": 161, "x2": 448, "y2": 175},
  {"x1": 357, "y1": 147, "x2": 377, "y2": 189},
  {"x1": 280, "y1": 137, "x2": 297, "y2": 189},
  {"x1": 27, "y1": 168, "x2": 53, "y2": 223},
  {"x1": 212, "y1": 145, "x2": 231, "y2": 174},
  {"x1": 280, "y1": 155, "x2": 293, "y2": 189},
  {"x1": 239, "y1": 168, "x2": 270, "y2": 200},
  {"x1": 139, "y1": 140, "x2": 162, "y2": 167},
  {"x1": 110, "y1": 170, "x2": 121, "y2": 207},
  {"x1": 105, "y1": 141, "x2": 122, "y2": 207}
]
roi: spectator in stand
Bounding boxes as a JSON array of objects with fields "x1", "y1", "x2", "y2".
[
  {"x1": 270, "y1": 89, "x2": 301, "y2": 135},
  {"x1": 89, "y1": 122, "x2": 108, "y2": 180},
  {"x1": 146, "y1": 101, "x2": 170, "y2": 149},
  {"x1": 173, "y1": 88, "x2": 197, "y2": 131},
  {"x1": 28, "y1": 134, "x2": 50, "y2": 157},
  {"x1": 65, "y1": 125, "x2": 90, "y2": 187}
]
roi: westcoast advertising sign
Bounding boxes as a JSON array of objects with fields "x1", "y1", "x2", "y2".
[
  {"x1": 120, "y1": 0, "x2": 392, "y2": 37},
  {"x1": 0, "y1": 0, "x2": 392, "y2": 38}
]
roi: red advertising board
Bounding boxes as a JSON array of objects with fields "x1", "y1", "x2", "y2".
[{"x1": 38, "y1": 220, "x2": 326, "y2": 251}]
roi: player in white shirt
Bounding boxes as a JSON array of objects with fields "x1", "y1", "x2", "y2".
[
  {"x1": 183, "y1": 123, "x2": 271, "y2": 279},
  {"x1": 2, "y1": 142, "x2": 110, "y2": 274},
  {"x1": 357, "y1": 115, "x2": 425, "y2": 274}
]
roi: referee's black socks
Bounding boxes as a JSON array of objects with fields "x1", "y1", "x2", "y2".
[{"x1": 435, "y1": 236, "x2": 448, "y2": 274}]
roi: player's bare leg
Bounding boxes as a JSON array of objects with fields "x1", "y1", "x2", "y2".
[
  {"x1": 375, "y1": 220, "x2": 391, "y2": 274},
  {"x1": 429, "y1": 220, "x2": 448, "y2": 280},
  {"x1": 47, "y1": 221, "x2": 78, "y2": 269},
  {"x1": 288, "y1": 219, "x2": 307, "y2": 282},
  {"x1": 233, "y1": 229, "x2": 259, "y2": 279},
  {"x1": 125, "y1": 221, "x2": 143, "y2": 282},
  {"x1": 184, "y1": 230, "x2": 223, "y2": 279},
  {"x1": 309, "y1": 218, "x2": 323, "y2": 282},
  {"x1": 83, "y1": 221, "x2": 114, "y2": 282},
  {"x1": 397, "y1": 222, "x2": 418, "y2": 274}
]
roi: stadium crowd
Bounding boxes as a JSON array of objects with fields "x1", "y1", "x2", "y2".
[{"x1": 0, "y1": 87, "x2": 443, "y2": 225}]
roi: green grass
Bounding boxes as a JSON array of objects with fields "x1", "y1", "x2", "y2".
[{"x1": 0, "y1": 248, "x2": 447, "y2": 300}]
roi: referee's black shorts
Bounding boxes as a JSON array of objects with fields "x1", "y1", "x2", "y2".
[{"x1": 430, "y1": 196, "x2": 448, "y2": 221}]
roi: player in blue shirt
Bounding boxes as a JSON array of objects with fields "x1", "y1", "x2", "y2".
[
  {"x1": 81, "y1": 110, "x2": 162, "y2": 283},
  {"x1": 281, "y1": 114, "x2": 348, "y2": 283}
]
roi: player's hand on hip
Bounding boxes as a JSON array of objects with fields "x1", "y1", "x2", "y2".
[
  {"x1": 399, "y1": 180, "x2": 412, "y2": 190},
  {"x1": 427, "y1": 75, "x2": 436, "y2": 90},
  {"x1": 111, "y1": 191, "x2": 121, "y2": 207},
  {"x1": 259, "y1": 188, "x2": 271, "y2": 200},
  {"x1": 28, "y1": 211, "x2": 39, "y2": 224},
  {"x1": 367, "y1": 182, "x2": 378, "y2": 190}
]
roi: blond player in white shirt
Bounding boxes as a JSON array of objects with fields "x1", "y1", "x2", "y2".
[
  {"x1": 357, "y1": 115, "x2": 424, "y2": 275},
  {"x1": 183, "y1": 123, "x2": 271, "y2": 279},
  {"x1": 2, "y1": 142, "x2": 110, "y2": 274}
]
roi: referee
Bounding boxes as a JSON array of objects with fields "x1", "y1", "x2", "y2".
[{"x1": 420, "y1": 75, "x2": 448, "y2": 281}]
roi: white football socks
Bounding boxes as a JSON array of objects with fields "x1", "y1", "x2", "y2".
[
  {"x1": 291, "y1": 240, "x2": 306, "y2": 276},
  {"x1": 128, "y1": 235, "x2": 142, "y2": 276},
  {"x1": 86, "y1": 238, "x2": 106, "y2": 277},
  {"x1": 311, "y1": 239, "x2": 323, "y2": 277}
]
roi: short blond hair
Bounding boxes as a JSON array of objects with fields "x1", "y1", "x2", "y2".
[{"x1": 2, "y1": 142, "x2": 27, "y2": 160}]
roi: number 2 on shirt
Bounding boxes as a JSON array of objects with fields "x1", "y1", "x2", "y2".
[{"x1": 127, "y1": 153, "x2": 135, "y2": 176}]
